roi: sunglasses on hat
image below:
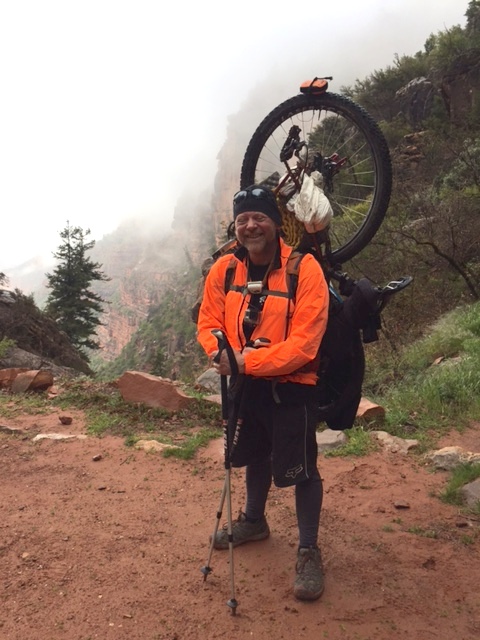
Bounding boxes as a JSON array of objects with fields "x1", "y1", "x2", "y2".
[{"x1": 233, "y1": 188, "x2": 272, "y2": 205}]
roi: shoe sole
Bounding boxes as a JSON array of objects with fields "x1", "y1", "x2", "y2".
[
  {"x1": 293, "y1": 583, "x2": 325, "y2": 601},
  {"x1": 212, "y1": 529, "x2": 270, "y2": 550}
]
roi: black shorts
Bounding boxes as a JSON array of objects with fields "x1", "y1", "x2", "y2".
[{"x1": 227, "y1": 378, "x2": 319, "y2": 488}]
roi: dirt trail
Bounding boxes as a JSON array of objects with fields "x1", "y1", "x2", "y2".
[{"x1": 1, "y1": 410, "x2": 479, "y2": 640}]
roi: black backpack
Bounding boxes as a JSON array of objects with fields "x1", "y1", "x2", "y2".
[{"x1": 281, "y1": 251, "x2": 390, "y2": 430}]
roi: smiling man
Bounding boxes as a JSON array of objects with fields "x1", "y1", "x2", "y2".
[{"x1": 197, "y1": 184, "x2": 330, "y2": 601}]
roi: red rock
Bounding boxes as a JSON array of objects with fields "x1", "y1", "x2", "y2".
[
  {"x1": 117, "y1": 371, "x2": 193, "y2": 412},
  {"x1": 0, "y1": 368, "x2": 29, "y2": 389},
  {"x1": 356, "y1": 397, "x2": 386, "y2": 422},
  {"x1": 11, "y1": 370, "x2": 54, "y2": 393}
]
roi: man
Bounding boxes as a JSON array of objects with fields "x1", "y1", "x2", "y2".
[{"x1": 197, "y1": 185, "x2": 329, "y2": 601}]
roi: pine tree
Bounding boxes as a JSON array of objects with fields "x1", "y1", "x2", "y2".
[{"x1": 45, "y1": 223, "x2": 110, "y2": 354}]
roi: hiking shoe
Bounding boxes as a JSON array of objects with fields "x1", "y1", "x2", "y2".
[
  {"x1": 294, "y1": 546, "x2": 325, "y2": 601},
  {"x1": 212, "y1": 512, "x2": 270, "y2": 550}
]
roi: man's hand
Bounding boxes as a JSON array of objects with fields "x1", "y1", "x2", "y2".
[{"x1": 211, "y1": 348, "x2": 245, "y2": 375}]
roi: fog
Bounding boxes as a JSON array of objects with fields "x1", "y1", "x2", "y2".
[{"x1": 0, "y1": 0, "x2": 468, "y2": 274}]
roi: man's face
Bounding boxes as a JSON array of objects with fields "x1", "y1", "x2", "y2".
[{"x1": 234, "y1": 211, "x2": 278, "y2": 257}]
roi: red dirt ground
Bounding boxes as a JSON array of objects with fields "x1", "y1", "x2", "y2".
[{"x1": 1, "y1": 407, "x2": 479, "y2": 640}]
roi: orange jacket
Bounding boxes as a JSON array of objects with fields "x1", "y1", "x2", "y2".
[{"x1": 197, "y1": 239, "x2": 329, "y2": 385}]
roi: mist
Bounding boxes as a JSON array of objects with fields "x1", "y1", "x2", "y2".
[{"x1": 0, "y1": 0, "x2": 468, "y2": 277}]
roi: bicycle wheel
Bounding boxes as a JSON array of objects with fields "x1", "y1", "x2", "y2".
[{"x1": 240, "y1": 92, "x2": 392, "y2": 264}]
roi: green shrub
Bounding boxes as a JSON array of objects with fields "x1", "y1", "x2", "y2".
[
  {"x1": 0, "y1": 337, "x2": 15, "y2": 359},
  {"x1": 368, "y1": 303, "x2": 480, "y2": 438}
]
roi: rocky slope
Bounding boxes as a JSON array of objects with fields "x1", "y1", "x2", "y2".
[{"x1": 0, "y1": 291, "x2": 91, "y2": 375}]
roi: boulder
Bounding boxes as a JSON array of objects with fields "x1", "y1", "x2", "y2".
[
  {"x1": 0, "y1": 367, "x2": 29, "y2": 389},
  {"x1": 117, "y1": 371, "x2": 193, "y2": 412},
  {"x1": 395, "y1": 77, "x2": 436, "y2": 127},
  {"x1": 0, "y1": 346, "x2": 84, "y2": 379},
  {"x1": 460, "y1": 478, "x2": 480, "y2": 509},
  {"x1": 196, "y1": 368, "x2": 222, "y2": 394},
  {"x1": 11, "y1": 369, "x2": 54, "y2": 393}
]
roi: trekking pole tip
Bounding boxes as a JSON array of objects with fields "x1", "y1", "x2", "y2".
[
  {"x1": 200, "y1": 565, "x2": 212, "y2": 581},
  {"x1": 227, "y1": 598, "x2": 238, "y2": 615}
]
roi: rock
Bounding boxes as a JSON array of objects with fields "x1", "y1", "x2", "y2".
[
  {"x1": 0, "y1": 289, "x2": 15, "y2": 305},
  {"x1": 395, "y1": 77, "x2": 436, "y2": 127},
  {"x1": 59, "y1": 415, "x2": 73, "y2": 425},
  {"x1": 372, "y1": 431, "x2": 418, "y2": 455},
  {"x1": 316, "y1": 429, "x2": 348, "y2": 453},
  {"x1": 11, "y1": 370, "x2": 54, "y2": 393},
  {"x1": 460, "y1": 478, "x2": 480, "y2": 509},
  {"x1": 134, "y1": 439, "x2": 179, "y2": 453},
  {"x1": 117, "y1": 371, "x2": 193, "y2": 412},
  {"x1": 0, "y1": 367, "x2": 29, "y2": 389},
  {"x1": 356, "y1": 398, "x2": 385, "y2": 424},
  {"x1": 425, "y1": 446, "x2": 480, "y2": 470},
  {"x1": 393, "y1": 500, "x2": 411, "y2": 509},
  {"x1": 0, "y1": 425, "x2": 24, "y2": 435},
  {"x1": 196, "y1": 368, "x2": 222, "y2": 394},
  {"x1": 32, "y1": 433, "x2": 88, "y2": 442}
]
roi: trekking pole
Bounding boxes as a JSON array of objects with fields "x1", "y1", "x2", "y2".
[
  {"x1": 200, "y1": 330, "x2": 230, "y2": 582},
  {"x1": 201, "y1": 329, "x2": 239, "y2": 615}
]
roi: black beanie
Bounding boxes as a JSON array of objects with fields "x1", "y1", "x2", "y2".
[{"x1": 233, "y1": 185, "x2": 282, "y2": 226}]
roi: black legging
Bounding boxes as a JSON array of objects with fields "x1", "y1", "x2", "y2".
[{"x1": 245, "y1": 456, "x2": 323, "y2": 548}]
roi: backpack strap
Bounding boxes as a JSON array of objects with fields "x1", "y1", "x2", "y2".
[
  {"x1": 286, "y1": 250, "x2": 305, "y2": 302},
  {"x1": 224, "y1": 257, "x2": 239, "y2": 294},
  {"x1": 283, "y1": 250, "x2": 306, "y2": 339}
]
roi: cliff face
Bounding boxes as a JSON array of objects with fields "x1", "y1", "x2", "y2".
[
  {"x1": 95, "y1": 275, "x2": 150, "y2": 362},
  {"x1": 91, "y1": 198, "x2": 214, "y2": 362}
]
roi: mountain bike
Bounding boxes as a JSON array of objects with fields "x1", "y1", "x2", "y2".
[{"x1": 240, "y1": 77, "x2": 392, "y2": 265}]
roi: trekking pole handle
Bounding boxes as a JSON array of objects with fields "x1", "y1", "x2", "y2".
[
  {"x1": 250, "y1": 337, "x2": 271, "y2": 348},
  {"x1": 211, "y1": 329, "x2": 240, "y2": 378},
  {"x1": 211, "y1": 329, "x2": 226, "y2": 364}
]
